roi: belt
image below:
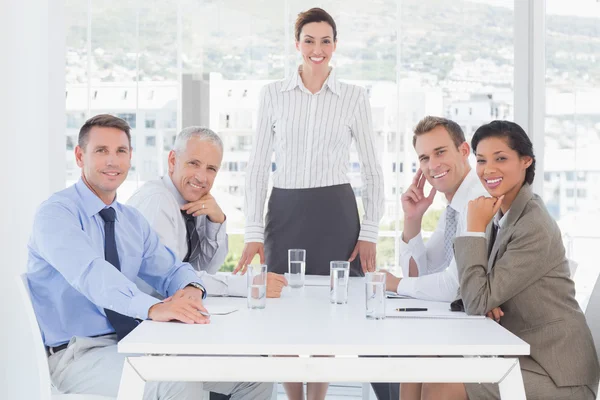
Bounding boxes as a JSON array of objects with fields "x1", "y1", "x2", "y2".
[
  {"x1": 48, "y1": 342, "x2": 69, "y2": 355},
  {"x1": 47, "y1": 333, "x2": 114, "y2": 355}
]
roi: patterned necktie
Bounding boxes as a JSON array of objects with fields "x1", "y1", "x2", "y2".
[
  {"x1": 181, "y1": 211, "x2": 200, "y2": 263},
  {"x1": 443, "y1": 205, "x2": 458, "y2": 269},
  {"x1": 99, "y1": 207, "x2": 139, "y2": 340}
]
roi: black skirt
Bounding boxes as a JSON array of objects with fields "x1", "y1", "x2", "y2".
[{"x1": 264, "y1": 183, "x2": 363, "y2": 276}]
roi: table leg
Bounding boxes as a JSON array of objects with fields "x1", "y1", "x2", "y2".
[
  {"x1": 117, "y1": 357, "x2": 146, "y2": 400},
  {"x1": 498, "y1": 359, "x2": 526, "y2": 400}
]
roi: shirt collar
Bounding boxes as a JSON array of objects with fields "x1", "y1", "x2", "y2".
[
  {"x1": 280, "y1": 65, "x2": 340, "y2": 96},
  {"x1": 162, "y1": 175, "x2": 187, "y2": 207},
  {"x1": 75, "y1": 178, "x2": 120, "y2": 221},
  {"x1": 323, "y1": 67, "x2": 341, "y2": 95},
  {"x1": 494, "y1": 210, "x2": 509, "y2": 229},
  {"x1": 449, "y1": 168, "x2": 479, "y2": 214}
]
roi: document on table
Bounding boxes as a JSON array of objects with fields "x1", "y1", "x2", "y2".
[
  {"x1": 386, "y1": 291, "x2": 414, "y2": 299},
  {"x1": 302, "y1": 275, "x2": 330, "y2": 287},
  {"x1": 385, "y1": 299, "x2": 486, "y2": 319},
  {"x1": 205, "y1": 305, "x2": 239, "y2": 316}
]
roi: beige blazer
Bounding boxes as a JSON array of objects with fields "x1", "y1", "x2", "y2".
[{"x1": 454, "y1": 184, "x2": 599, "y2": 388}]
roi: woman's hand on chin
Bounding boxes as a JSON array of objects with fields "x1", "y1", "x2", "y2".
[{"x1": 467, "y1": 195, "x2": 504, "y2": 232}]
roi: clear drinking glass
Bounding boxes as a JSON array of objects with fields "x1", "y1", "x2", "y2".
[
  {"x1": 365, "y1": 272, "x2": 386, "y2": 319},
  {"x1": 247, "y1": 264, "x2": 267, "y2": 309},
  {"x1": 288, "y1": 249, "x2": 306, "y2": 288},
  {"x1": 330, "y1": 261, "x2": 350, "y2": 304}
]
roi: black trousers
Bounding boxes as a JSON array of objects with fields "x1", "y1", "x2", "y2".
[
  {"x1": 371, "y1": 382, "x2": 400, "y2": 400},
  {"x1": 209, "y1": 393, "x2": 230, "y2": 400}
]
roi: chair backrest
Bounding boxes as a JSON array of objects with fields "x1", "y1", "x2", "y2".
[
  {"x1": 568, "y1": 259, "x2": 578, "y2": 279},
  {"x1": 16, "y1": 273, "x2": 52, "y2": 400},
  {"x1": 585, "y1": 272, "x2": 600, "y2": 364}
]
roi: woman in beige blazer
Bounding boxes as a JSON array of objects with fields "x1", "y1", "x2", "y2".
[{"x1": 411, "y1": 120, "x2": 600, "y2": 400}]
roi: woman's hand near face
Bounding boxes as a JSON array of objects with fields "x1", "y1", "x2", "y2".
[{"x1": 467, "y1": 195, "x2": 504, "y2": 233}]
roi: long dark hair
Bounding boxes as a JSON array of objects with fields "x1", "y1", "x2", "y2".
[{"x1": 471, "y1": 120, "x2": 536, "y2": 185}]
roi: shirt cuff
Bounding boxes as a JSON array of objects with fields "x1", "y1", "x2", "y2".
[
  {"x1": 205, "y1": 218, "x2": 226, "y2": 242},
  {"x1": 245, "y1": 223, "x2": 265, "y2": 243},
  {"x1": 195, "y1": 272, "x2": 227, "y2": 297},
  {"x1": 462, "y1": 232, "x2": 486, "y2": 238},
  {"x1": 358, "y1": 220, "x2": 379, "y2": 243},
  {"x1": 127, "y1": 292, "x2": 161, "y2": 320},
  {"x1": 226, "y1": 275, "x2": 247, "y2": 297},
  {"x1": 399, "y1": 232, "x2": 427, "y2": 259},
  {"x1": 199, "y1": 273, "x2": 246, "y2": 297},
  {"x1": 396, "y1": 277, "x2": 417, "y2": 297}
]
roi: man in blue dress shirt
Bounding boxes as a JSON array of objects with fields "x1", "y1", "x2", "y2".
[{"x1": 27, "y1": 114, "x2": 272, "y2": 399}]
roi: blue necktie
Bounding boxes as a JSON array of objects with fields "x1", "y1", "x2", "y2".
[{"x1": 99, "y1": 207, "x2": 139, "y2": 340}]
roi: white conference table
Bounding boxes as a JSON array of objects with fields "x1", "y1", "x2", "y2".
[{"x1": 117, "y1": 276, "x2": 529, "y2": 399}]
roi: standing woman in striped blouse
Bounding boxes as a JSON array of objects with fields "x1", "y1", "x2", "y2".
[
  {"x1": 235, "y1": 7, "x2": 384, "y2": 399},
  {"x1": 236, "y1": 7, "x2": 384, "y2": 276}
]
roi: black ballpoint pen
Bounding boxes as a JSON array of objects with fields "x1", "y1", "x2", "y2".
[{"x1": 396, "y1": 308, "x2": 428, "y2": 312}]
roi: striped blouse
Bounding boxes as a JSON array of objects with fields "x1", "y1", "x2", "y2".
[{"x1": 244, "y1": 66, "x2": 384, "y2": 244}]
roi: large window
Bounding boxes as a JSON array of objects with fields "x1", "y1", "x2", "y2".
[
  {"x1": 65, "y1": 1, "x2": 178, "y2": 197},
  {"x1": 544, "y1": 0, "x2": 600, "y2": 306},
  {"x1": 65, "y1": 1, "x2": 539, "y2": 275}
]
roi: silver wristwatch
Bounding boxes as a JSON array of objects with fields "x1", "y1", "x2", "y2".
[{"x1": 186, "y1": 282, "x2": 206, "y2": 298}]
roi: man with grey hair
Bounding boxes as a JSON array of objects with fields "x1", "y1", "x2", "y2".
[{"x1": 128, "y1": 126, "x2": 287, "y2": 298}]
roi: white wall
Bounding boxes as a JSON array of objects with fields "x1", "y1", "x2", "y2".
[{"x1": 0, "y1": 0, "x2": 65, "y2": 397}]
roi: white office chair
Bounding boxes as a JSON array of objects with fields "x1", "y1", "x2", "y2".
[
  {"x1": 584, "y1": 272, "x2": 600, "y2": 368},
  {"x1": 16, "y1": 273, "x2": 115, "y2": 400},
  {"x1": 568, "y1": 259, "x2": 578, "y2": 279}
]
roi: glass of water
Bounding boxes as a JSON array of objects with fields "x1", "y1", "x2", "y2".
[
  {"x1": 288, "y1": 249, "x2": 306, "y2": 288},
  {"x1": 365, "y1": 272, "x2": 386, "y2": 319},
  {"x1": 330, "y1": 261, "x2": 350, "y2": 304},
  {"x1": 247, "y1": 264, "x2": 267, "y2": 309}
]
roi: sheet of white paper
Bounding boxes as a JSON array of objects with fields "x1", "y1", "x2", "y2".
[
  {"x1": 302, "y1": 275, "x2": 330, "y2": 287},
  {"x1": 205, "y1": 305, "x2": 239, "y2": 316},
  {"x1": 384, "y1": 299, "x2": 485, "y2": 319},
  {"x1": 386, "y1": 291, "x2": 414, "y2": 299}
]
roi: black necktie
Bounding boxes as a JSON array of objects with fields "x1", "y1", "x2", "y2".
[
  {"x1": 181, "y1": 211, "x2": 200, "y2": 263},
  {"x1": 99, "y1": 207, "x2": 139, "y2": 340},
  {"x1": 488, "y1": 222, "x2": 499, "y2": 258}
]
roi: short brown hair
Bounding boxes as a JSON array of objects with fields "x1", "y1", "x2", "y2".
[
  {"x1": 295, "y1": 8, "x2": 337, "y2": 42},
  {"x1": 78, "y1": 114, "x2": 131, "y2": 149},
  {"x1": 413, "y1": 116, "x2": 465, "y2": 148}
]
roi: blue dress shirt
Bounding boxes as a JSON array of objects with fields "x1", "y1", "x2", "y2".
[{"x1": 27, "y1": 179, "x2": 203, "y2": 347}]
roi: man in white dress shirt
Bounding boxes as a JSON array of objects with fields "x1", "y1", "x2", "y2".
[
  {"x1": 384, "y1": 116, "x2": 488, "y2": 303},
  {"x1": 129, "y1": 126, "x2": 287, "y2": 298}
]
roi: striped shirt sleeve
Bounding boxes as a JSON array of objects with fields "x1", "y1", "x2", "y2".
[
  {"x1": 244, "y1": 84, "x2": 274, "y2": 243},
  {"x1": 351, "y1": 88, "x2": 385, "y2": 243}
]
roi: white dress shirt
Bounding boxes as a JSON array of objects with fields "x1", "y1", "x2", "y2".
[
  {"x1": 244, "y1": 66, "x2": 384, "y2": 244},
  {"x1": 128, "y1": 176, "x2": 245, "y2": 297},
  {"x1": 397, "y1": 168, "x2": 488, "y2": 301}
]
